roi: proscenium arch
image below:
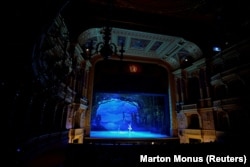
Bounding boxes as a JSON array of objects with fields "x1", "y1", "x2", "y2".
[
  {"x1": 76, "y1": 27, "x2": 202, "y2": 137},
  {"x1": 84, "y1": 55, "x2": 177, "y2": 137}
]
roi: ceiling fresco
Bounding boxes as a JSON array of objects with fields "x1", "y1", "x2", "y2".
[{"x1": 77, "y1": 27, "x2": 202, "y2": 70}]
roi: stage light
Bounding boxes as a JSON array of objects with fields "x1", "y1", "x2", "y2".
[{"x1": 212, "y1": 46, "x2": 221, "y2": 52}]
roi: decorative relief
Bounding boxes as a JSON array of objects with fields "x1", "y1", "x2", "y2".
[
  {"x1": 149, "y1": 41, "x2": 163, "y2": 51},
  {"x1": 130, "y1": 38, "x2": 150, "y2": 49},
  {"x1": 77, "y1": 27, "x2": 202, "y2": 70},
  {"x1": 177, "y1": 112, "x2": 187, "y2": 129},
  {"x1": 200, "y1": 111, "x2": 215, "y2": 130}
]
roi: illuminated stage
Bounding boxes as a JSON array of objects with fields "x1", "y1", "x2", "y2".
[
  {"x1": 85, "y1": 131, "x2": 179, "y2": 145},
  {"x1": 90, "y1": 130, "x2": 168, "y2": 138},
  {"x1": 86, "y1": 92, "x2": 178, "y2": 145}
]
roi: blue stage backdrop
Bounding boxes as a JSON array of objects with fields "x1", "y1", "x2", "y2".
[{"x1": 90, "y1": 92, "x2": 170, "y2": 139}]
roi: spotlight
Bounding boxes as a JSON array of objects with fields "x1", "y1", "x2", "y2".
[{"x1": 212, "y1": 46, "x2": 221, "y2": 52}]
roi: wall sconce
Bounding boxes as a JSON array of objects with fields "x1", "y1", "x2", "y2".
[{"x1": 81, "y1": 40, "x2": 94, "y2": 60}]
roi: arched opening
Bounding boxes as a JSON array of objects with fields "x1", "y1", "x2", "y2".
[
  {"x1": 187, "y1": 77, "x2": 200, "y2": 104},
  {"x1": 214, "y1": 84, "x2": 227, "y2": 100},
  {"x1": 89, "y1": 59, "x2": 171, "y2": 138},
  {"x1": 188, "y1": 114, "x2": 200, "y2": 129},
  {"x1": 217, "y1": 112, "x2": 229, "y2": 131}
]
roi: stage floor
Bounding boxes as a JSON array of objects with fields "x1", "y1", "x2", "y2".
[
  {"x1": 90, "y1": 130, "x2": 168, "y2": 138},
  {"x1": 85, "y1": 131, "x2": 179, "y2": 145}
]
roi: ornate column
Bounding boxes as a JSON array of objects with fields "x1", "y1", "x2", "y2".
[
  {"x1": 203, "y1": 67, "x2": 211, "y2": 98},
  {"x1": 180, "y1": 70, "x2": 187, "y2": 103},
  {"x1": 82, "y1": 60, "x2": 92, "y2": 97},
  {"x1": 175, "y1": 77, "x2": 180, "y2": 103}
]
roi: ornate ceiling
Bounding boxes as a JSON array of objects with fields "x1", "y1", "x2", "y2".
[{"x1": 78, "y1": 27, "x2": 202, "y2": 70}]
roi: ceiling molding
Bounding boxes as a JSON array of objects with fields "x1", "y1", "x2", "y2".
[{"x1": 78, "y1": 27, "x2": 203, "y2": 70}]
